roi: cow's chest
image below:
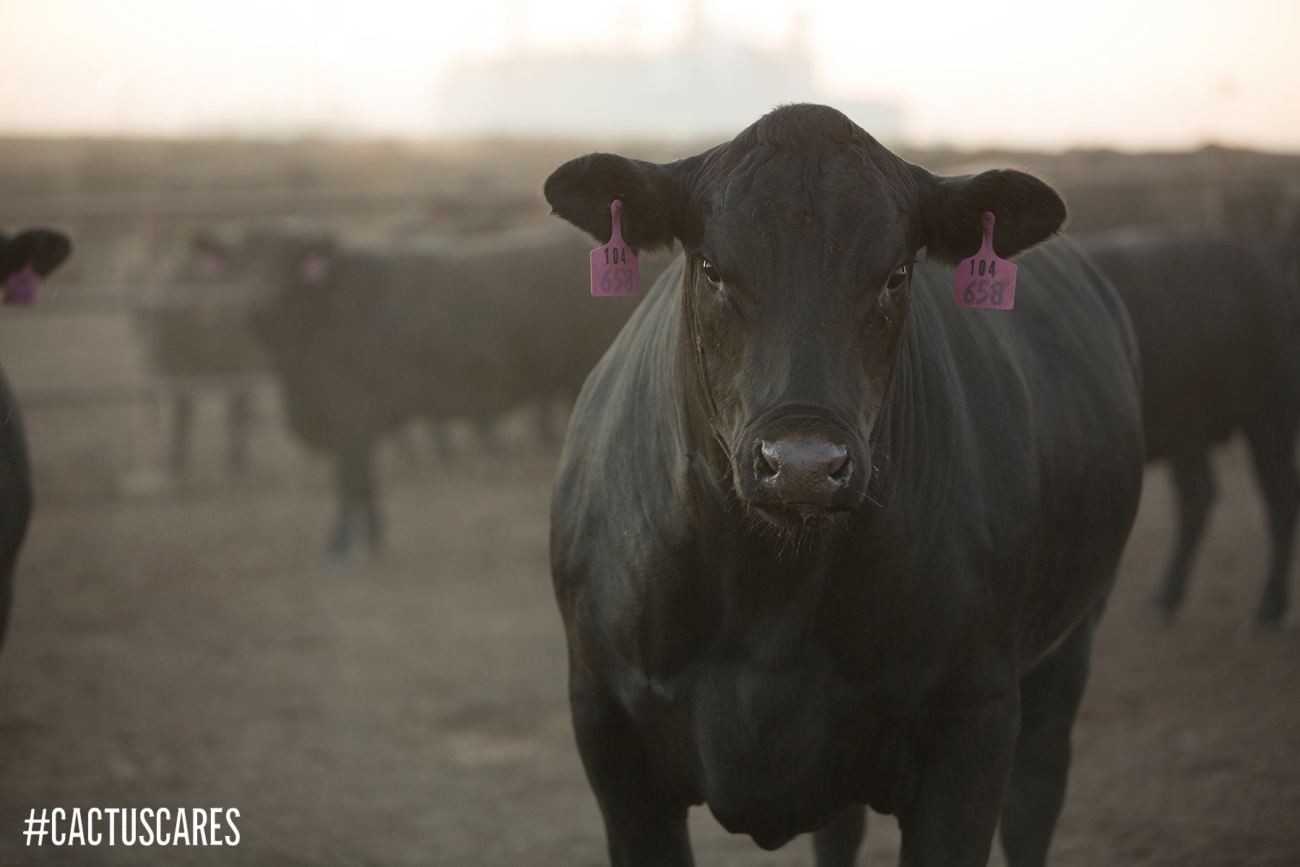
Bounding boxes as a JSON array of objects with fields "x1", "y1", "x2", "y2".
[{"x1": 623, "y1": 645, "x2": 915, "y2": 845}]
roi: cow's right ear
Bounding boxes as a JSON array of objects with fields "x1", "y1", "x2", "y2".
[
  {"x1": 1, "y1": 229, "x2": 72, "y2": 280},
  {"x1": 544, "y1": 153, "x2": 683, "y2": 252}
]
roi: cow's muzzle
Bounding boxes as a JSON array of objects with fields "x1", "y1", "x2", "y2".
[
  {"x1": 753, "y1": 434, "x2": 852, "y2": 503},
  {"x1": 735, "y1": 412, "x2": 866, "y2": 522}
]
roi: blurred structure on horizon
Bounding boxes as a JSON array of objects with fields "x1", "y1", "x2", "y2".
[{"x1": 434, "y1": 0, "x2": 901, "y2": 140}]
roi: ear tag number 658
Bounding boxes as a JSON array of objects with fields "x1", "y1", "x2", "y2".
[{"x1": 954, "y1": 212, "x2": 1017, "y2": 310}]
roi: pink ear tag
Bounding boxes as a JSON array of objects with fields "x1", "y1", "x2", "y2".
[
  {"x1": 954, "y1": 212, "x2": 1017, "y2": 310},
  {"x1": 3, "y1": 263, "x2": 41, "y2": 306},
  {"x1": 196, "y1": 251, "x2": 229, "y2": 279},
  {"x1": 590, "y1": 199, "x2": 639, "y2": 297},
  {"x1": 298, "y1": 254, "x2": 331, "y2": 284}
]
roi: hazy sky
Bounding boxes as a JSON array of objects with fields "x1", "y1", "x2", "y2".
[{"x1": 3, "y1": 0, "x2": 1298, "y2": 149}]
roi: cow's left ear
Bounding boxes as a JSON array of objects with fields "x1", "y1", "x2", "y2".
[
  {"x1": 1, "y1": 229, "x2": 73, "y2": 280},
  {"x1": 544, "y1": 153, "x2": 697, "y2": 252},
  {"x1": 917, "y1": 169, "x2": 1066, "y2": 264}
]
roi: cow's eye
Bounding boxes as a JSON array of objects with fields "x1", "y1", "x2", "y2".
[
  {"x1": 700, "y1": 258, "x2": 722, "y2": 285},
  {"x1": 885, "y1": 263, "x2": 909, "y2": 290}
]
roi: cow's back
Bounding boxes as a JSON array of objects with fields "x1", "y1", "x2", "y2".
[
  {"x1": 443, "y1": 226, "x2": 649, "y2": 403},
  {"x1": 1082, "y1": 231, "x2": 1298, "y2": 460},
  {"x1": 259, "y1": 227, "x2": 641, "y2": 450}
]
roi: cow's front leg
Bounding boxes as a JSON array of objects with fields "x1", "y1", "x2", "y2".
[
  {"x1": 227, "y1": 387, "x2": 253, "y2": 476},
  {"x1": 168, "y1": 392, "x2": 195, "y2": 481},
  {"x1": 811, "y1": 805, "x2": 865, "y2": 867},
  {"x1": 328, "y1": 442, "x2": 377, "y2": 563},
  {"x1": 570, "y1": 677, "x2": 694, "y2": 867},
  {"x1": 898, "y1": 695, "x2": 1018, "y2": 867}
]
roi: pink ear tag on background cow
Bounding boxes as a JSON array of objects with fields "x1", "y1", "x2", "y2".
[
  {"x1": 299, "y1": 254, "x2": 331, "y2": 284},
  {"x1": 590, "y1": 199, "x2": 639, "y2": 297},
  {"x1": 196, "y1": 251, "x2": 228, "y2": 279},
  {"x1": 2, "y1": 263, "x2": 41, "y2": 306},
  {"x1": 954, "y1": 212, "x2": 1017, "y2": 310}
]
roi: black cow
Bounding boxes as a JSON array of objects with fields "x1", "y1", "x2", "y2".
[
  {"x1": 1083, "y1": 231, "x2": 1300, "y2": 627},
  {"x1": 249, "y1": 227, "x2": 648, "y2": 562},
  {"x1": 543, "y1": 105, "x2": 1144, "y2": 866},
  {"x1": 139, "y1": 232, "x2": 273, "y2": 481},
  {"x1": 0, "y1": 228, "x2": 72, "y2": 650}
]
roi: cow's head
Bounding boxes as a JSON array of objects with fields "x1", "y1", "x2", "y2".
[
  {"x1": 184, "y1": 231, "x2": 237, "y2": 281},
  {"x1": 545, "y1": 104, "x2": 1064, "y2": 530},
  {"x1": 245, "y1": 232, "x2": 339, "y2": 349},
  {"x1": 1, "y1": 228, "x2": 73, "y2": 304}
]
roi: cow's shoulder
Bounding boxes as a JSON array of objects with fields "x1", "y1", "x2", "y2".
[{"x1": 550, "y1": 258, "x2": 698, "y2": 592}]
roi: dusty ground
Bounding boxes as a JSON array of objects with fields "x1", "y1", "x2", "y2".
[{"x1": 0, "y1": 407, "x2": 1297, "y2": 866}]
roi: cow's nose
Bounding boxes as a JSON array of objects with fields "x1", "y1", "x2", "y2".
[{"x1": 753, "y1": 434, "x2": 853, "y2": 505}]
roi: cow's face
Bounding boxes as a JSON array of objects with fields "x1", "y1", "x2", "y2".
[
  {"x1": 180, "y1": 232, "x2": 237, "y2": 282},
  {"x1": 546, "y1": 105, "x2": 1064, "y2": 531}
]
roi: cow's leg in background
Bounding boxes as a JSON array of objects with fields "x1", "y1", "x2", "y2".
[
  {"x1": 810, "y1": 805, "x2": 865, "y2": 867},
  {"x1": 328, "y1": 442, "x2": 382, "y2": 563},
  {"x1": 570, "y1": 680, "x2": 694, "y2": 867},
  {"x1": 473, "y1": 415, "x2": 499, "y2": 455},
  {"x1": 1244, "y1": 417, "x2": 1300, "y2": 628},
  {"x1": 896, "y1": 692, "x2": 1017, "y2": 867},
  {"x1": 327, "y1": 449, "x2": 354, "y2": 562},
  {"x1": 227, "y1": 387, "x2": 253, "y2": 476},
  {"x1": 428, "y1": 420, "x2": 453, "y2": 465},
  {"x1": 169, "y1": 391, "x2": 195, "y2": 482},
  {"x1": 999, "y1": 616, "x2": 1096, "y2": 867},
  {"x1": 1153, "y1": 452, "x2": 1216, "y2": 620},
  {"x1": 359, "y1": 452, "x2": 383, "y2": 555}
]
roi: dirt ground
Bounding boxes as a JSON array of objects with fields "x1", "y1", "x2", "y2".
[{"x1": 0, "y1": 406, "x2": 1297, "y2": 866}]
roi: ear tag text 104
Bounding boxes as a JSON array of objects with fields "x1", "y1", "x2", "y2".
[
  {"x1": 590, "y1": 199, "x2": 639, "y2": 297},
  {"x1": 2, "y1": 263, "x2": 41, "y2": 306},
  {"x1": 954, "y1": 212, "x2": 1016, "y2": 310}
]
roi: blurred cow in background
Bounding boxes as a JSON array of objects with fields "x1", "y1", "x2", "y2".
[
  {"x1": 1, "y1": 227, "x2": 72, "y2": 651},
  {"x1": 250, "y1": 226, "x2": 653, "y2": 562},
  {"x1": 139, "y1": 231, "x2": 269, "y2": 482},
  {"x1": 1085, "y1": 231, "x2": 1300, "y2": 628}
]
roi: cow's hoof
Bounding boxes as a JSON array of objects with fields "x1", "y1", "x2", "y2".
[
  {"x1": 1253, "y1": 609, "x2": 1294, "y2": 634},
  {"x1": 1149, "y1": 596, "x2": 1179, "y2": 626},
  {"x1": 325, "y1": 545, "x2": 355, "y2": 571}
]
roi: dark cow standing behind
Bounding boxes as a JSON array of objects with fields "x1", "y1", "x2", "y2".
[
  {"x1": 250, "y1": 227, "x2": 649, "y2": 561},
  {"x1": 1, "y1": 228, "x2": 72, "y2": 651},
  {"x1": 544, "y1": 105, "x2": 1144, "y2": 866},
  {"x1": 1083, "y1": 231, "x2": 1300, "y2": 627}
]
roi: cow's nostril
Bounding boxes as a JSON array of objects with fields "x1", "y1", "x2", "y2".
[
  {"x1": 754, "y1": 441, "x2": 780, "y2": 480},
  {"x1": 828, "y1": 453, "x2": 853, "y2": 484}
]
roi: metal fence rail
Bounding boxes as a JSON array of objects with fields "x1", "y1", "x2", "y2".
[{"x1": 15, "y1": 376, "x2": 271, "y2": 409}]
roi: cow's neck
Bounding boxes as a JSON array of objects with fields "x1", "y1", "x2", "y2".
[{"x1": 869, "y1": 289, "x2": 975, "y2": 550}]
